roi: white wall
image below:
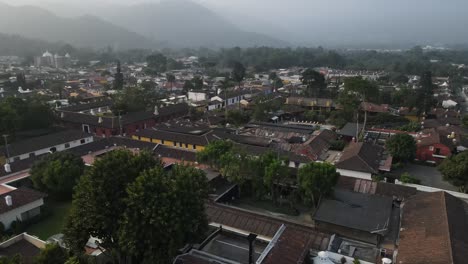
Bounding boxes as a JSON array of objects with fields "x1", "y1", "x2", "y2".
[
  {"x1": 337, "y1": 169, "x2": 372, "y2": 180},
  {"x1": 0, "y1": 198, "x2": 44, "y2": 229},
  {"x1": 188, "y1": 92, "x2": 207, "y2": 102},
  {"x1": 9, "y1": 136, "x2": 94, "y2": 163}
]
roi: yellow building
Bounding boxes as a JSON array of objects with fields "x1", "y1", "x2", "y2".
[{"x1": 132, "y1": 129, "x2": 213, "y2": 152}]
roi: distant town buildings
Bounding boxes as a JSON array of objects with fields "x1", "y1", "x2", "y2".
[{"x1": 34, "y1": 51, "x2": 71, "y2": 69}]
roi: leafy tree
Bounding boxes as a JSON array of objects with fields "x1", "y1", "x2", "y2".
[
  {"x1": 146, "y1": 53, "x2": 167, "y2": 73},
  {"x1": 400, "y1": 172, "x2": 420, "y2": 184},
  {"x1": 226, "y1": 110, "x2": 250, "y2": 127},
  {"x1": 30, "y1": 152, "x2": 85, "y2": 200},
  {"x1": 231, "y1": 61, "x2": 246, "y2": 89},
  {"x1": 34, "y1": 243, "x2": 68, "y2": 264},
  {"x1": 0, "y1": 98, "x2": 53, "y2": 136},
  {"x1": 297, "y1": 162, "x2": 340, "y2": 207},
  {"x1": 113, "y1": 60, "x2": 124, "y2": 90},
  {"x1": 64, "y1": 150, "x2": 161, "y2": 261},
  {"x1": 0, "y1": 255, "x2": 23, "y2": 264},
  {"x1": 118, "y1": 165, "x2": 208, "y2": 264},
  {"x1": 300, "y1": 69, "x2": 326, "y2": 97},
  {"x1": 264, "y1": 156, "x2": 289, "y2": 205},
  {"x1": 219, "y1": 150, "x2": 251, "y2": 194},
  {"x1": 183, "y1": 80, "x2": 194, "y2": 93},
  {"x1": 191, "y1": 76, "x2": 204, "y2": 90},
  {"x1": 385, "y1": 134, "x2": 416, "y2": 162},
  {"x1": 197, "y1": 140, "x2": 234, "y2": 170},
  {"x1": 462, "y1": 115, "x2": 468, "y2": 128},
  {"x1": 166, "y1": 58, "x2": 184, "y2": 71},
  {"x1": 438, "y1": 151, "x2": 468, "y2": 192},
  {"x1": 63, "y1": 257, "x2": 80, "y2": 264}
]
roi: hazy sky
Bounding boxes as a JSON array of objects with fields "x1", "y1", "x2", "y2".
[{"x1": 2, "y1": 0, "x2": 468, "y2": 46}]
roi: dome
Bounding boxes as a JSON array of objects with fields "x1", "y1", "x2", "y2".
[{"x1": 42, "y1": 51, "x2": 53, "y2": 57}]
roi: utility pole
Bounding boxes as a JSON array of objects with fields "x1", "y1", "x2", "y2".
[{"x1": 118, "y1": 111, "x2": 123, "y2": 136}]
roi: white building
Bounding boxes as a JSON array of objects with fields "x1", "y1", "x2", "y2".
[
  {"x1": 1, "y1": 130, "x2": 93, "y2": 164},
  {"x1": 0, "y1": 187, "x2": 46, "y2": 229}
]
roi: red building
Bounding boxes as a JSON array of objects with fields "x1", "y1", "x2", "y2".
[{"x1": 415, "y1": 129, "x2": 454, "y2": 163}]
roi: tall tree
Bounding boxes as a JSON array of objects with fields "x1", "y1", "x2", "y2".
[
  {"x1": 300, "y1": 68, "x2": 326, "y2": 97},
  {"x1": 231, "y1": 61, "x2": 246, "y2": 90},
  {"x1": 113, "y1": 60, "x2": 124, "y2": 90},
  {"x1": 342, "y1": 77, "x2": 379, "y2": 136},
  {"x1": 438, "y1": 151, "x2": 468, "y2": 193},
  {"x1": 418, "y1": 71, "x2": 435, "y2": 115},
  {"x1": 118, "y1": 165, "x2": 208, "y2": 264},
  {"x1": 385, "y1": 134, "x2": 417, "y2": 163},
  {"x1": 166, "y1": 73, "x2": 175, "y2": 91},
  {"x1": 30, "y1": 152, "x2": 85, "y2": 200},
  {"x1": 64, "y1": 150, "x2": 161, "y2": 261},
  {"x1": 263, "y1": 156, "x2": 289, "y2": 205},
  {"x1": 297, "y1": 162, "x2": 340, "y2": 207}
]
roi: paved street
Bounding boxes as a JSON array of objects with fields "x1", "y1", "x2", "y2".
[{"x1": 394, "y1": 164, "x2": 458, "y2": 191}]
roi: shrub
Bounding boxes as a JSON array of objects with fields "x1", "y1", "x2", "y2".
[{"x1": 400, "y1": 172, "x2": 421, "y2": 184}]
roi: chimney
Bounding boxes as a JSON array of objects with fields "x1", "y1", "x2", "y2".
[
  {"x1": 60, "y1": 112, "x2": 65, "y2": 118},
  {"x1": 5, "y1": 195, "x2": 12, "y2": 206},
  {"x1": 4, "y1": 163, "x2": 11, "y2": 173},
  {"x1": 98, "y1": 117, "x2": 103, "y2": 124},
  {"x1": 247, "y1": 233, "x2": 257, "y2": 264},
  {"x1": 154, "y1": 105, "x2": 159, "y2": 115}
]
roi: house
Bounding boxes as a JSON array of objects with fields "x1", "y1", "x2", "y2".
[
  {"x1": 285, "y1": 97, "x2": 337, "y2": 112},
  {"x1": 397, "y1": 192, "x2": 468, "y2": 264},
  {"x1": 208, "y1": 90, "x2": 247, "y2": 111},
  {"x1": 335, "y1": 142, "x2": 385, "y2": 180},
  {"x1": 132, "y1": 128, "x2": 215, "y2": 151},
  {"x1": 0, "y1": 233, "x2": 46, "y2": 264},
  {"x1": 188, "y1": 91, "x2": 208, "y2": 102},
  {"x1": 337, "y1": 123, "x2": 363, "y2": 141},
  {"x1": 415, "y1": 129, "x2": 454, "y2": 163},
  {"x1": 0, "y1": 130, "x2": 93, "y2": 164},
  {"x1": 313, "y1": 189, "x2": 393, "y2": 245},
  {"x1": 174, "y1": 202, "x2": 331, "y2": 264},
  {"x1": 360, "y1": 102, "x2": 390, "y2": 115},
  {"x1": 0, "y1": 187, "x2": 46, "y2": 229},
  {"x1": 58, "y1": 103, "x2": 188, "y2": 137}
]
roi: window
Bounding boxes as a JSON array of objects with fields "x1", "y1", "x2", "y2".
[
  {"x1": 83, "y1": 124, "x2": 90, "y2": 133},
  {"x1": 80, "y1": 139, "x2": 86, "y2": 144},
  {"x1": 161, "y1": 140, "x2": 165, "y2": 144},
  {"x1": 185, "y1": 143, "x2": 189, "y2": 148},
  {"x1": 193, "y1": 145, "x2": 197, "y2": 150},
  {"x1": 179, "y1": 142, "x2": 183, "y2": 147},
  {"x1": 49, "y1": 147, "x2": 57, "y2": 153},
  {"x1": 429, "y1": 146, "x2": 434, "y2": 151},
  {"x1": 435, "y1": 148, "x2": 441, "y2": 155},
  {"x1": 173, "y1": 142, "x2": 177, "y2": 147},
  {"x1": 64, "y1": 143, "x2": 70, "y2": 148}
]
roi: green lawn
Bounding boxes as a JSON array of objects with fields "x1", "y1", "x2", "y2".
[{"x1": 25, "y1": 200, "x2": 72, "y2": 240}]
